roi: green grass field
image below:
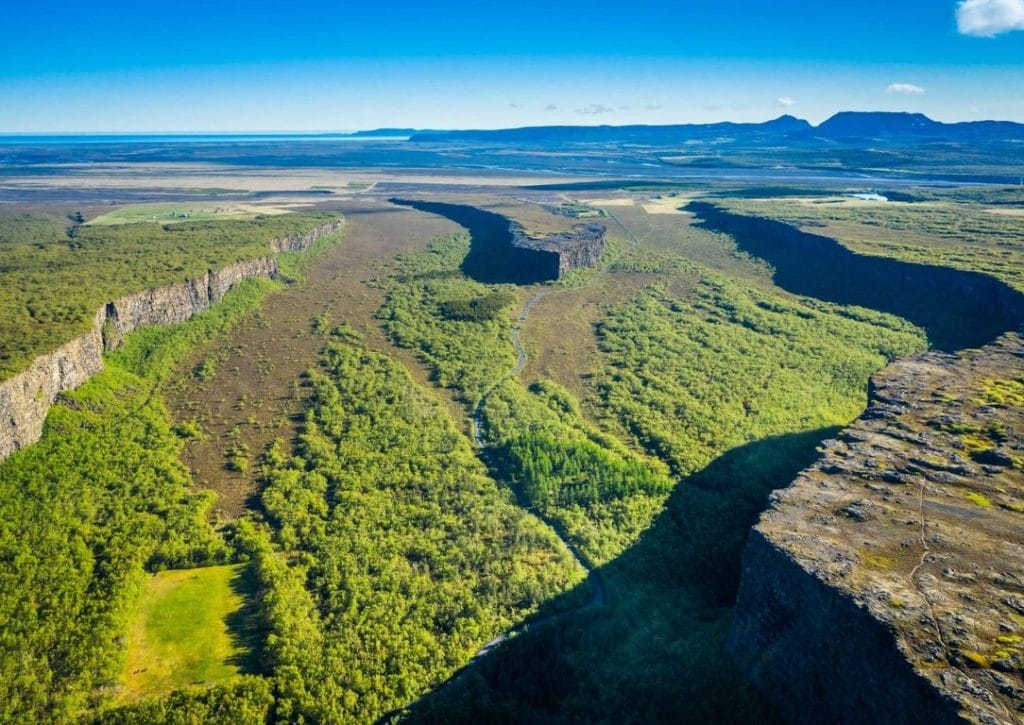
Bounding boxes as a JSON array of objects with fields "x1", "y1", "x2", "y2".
[
  {"x1": 120, "y1": 564, "x2": 257, "y2": 703},
  {"x1": 87, "y1": 202, "x2": 304, "y2": 225}
]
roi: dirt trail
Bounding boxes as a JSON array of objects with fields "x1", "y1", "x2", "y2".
[{"x1": 447, "y1": 207, "x2": 648, "y2": 690}]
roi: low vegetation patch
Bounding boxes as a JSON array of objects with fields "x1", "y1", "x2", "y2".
[
  {"x1": 120, "y1": 564, "x2": 257, "y2": 703},
  {"x1": 0, "y1": 272, "x2": 292, "y2": 721}
]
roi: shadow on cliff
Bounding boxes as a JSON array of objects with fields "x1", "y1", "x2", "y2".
[
  {"x1": 395, "y1": 427, "x2": 837, "y2": 724},
  {"x1": 389, "y1": 199, "x2": 558, "y2": 285},
  {"x1": 687, "y1": 201, "x2": 1024, "y2": 352}
]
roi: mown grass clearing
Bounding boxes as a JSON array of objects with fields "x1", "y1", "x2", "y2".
[
  {"x1": 639, "y1": 194, "x2": 693, "y2": 214},
  {"x1": 120, "y1": 564, "x2": 257, "y2": 703},
  {"x1": 87, "y1": 202, "x2": 310, "y2": 225}
]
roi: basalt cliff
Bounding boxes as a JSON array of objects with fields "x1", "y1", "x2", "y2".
[
  {"x1": 0, "y1": 219, "x2": 343, "y2": 461},
  {"x1": 729, "y1": 334, "x2": 1024, "y2": 724},
  {"x1": 508, "y1": 221, "x2": 606, "y2": 280},
  {"x1": 389, "y1": 198, "x2": 607, "y2": 284}
]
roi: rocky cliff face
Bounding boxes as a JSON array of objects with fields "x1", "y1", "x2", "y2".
[
  {"x1": 103, "y1": 257, "x2": 279, "y2": 350},
  {"x1": 509, "y1": 221, "x2": 606, "y2": 279},
  {"x1": 688, "y1": 202, "x2": 1024, "y2": 352},
  {"x1": 0, "y1": 308, "x2": 106, "y2": 462},
  {"x1": 0, "y1": 220, "x2": 342, "y2": 461},
  {"x1": 729, "y1": 334, "x2": 1024, "y2": 724},
  {"x1": 269, "y1": 220, "x2": 344, "y2": 253}
]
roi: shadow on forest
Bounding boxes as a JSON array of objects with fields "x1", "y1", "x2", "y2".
[
  {"x1": 390, "y1": 199, "x2": 558, "y2": 284},
  {"x1": 225, "y1": 565, "x2": 267, "y2": 675},
  {"x1": 396, "y1": 427, "x2": 838, "y2": 724},
  {"x1": 687, "y1": 201, "x2": 1024, "y2": 352}
]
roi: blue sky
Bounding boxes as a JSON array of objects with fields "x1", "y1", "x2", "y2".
[{"x1": 1, "y1": 0, "x2": 1022, "y2": 131}]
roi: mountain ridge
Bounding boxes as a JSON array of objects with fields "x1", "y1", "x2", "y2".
[{"x1": 408, "y1": 111, "x2": 1024, "y2": 146}]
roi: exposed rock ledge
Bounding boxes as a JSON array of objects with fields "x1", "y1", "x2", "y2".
[
  {"x1": 509, "y1": 221, "x2": 606, "y2": 279},
  {"x1": 0, "y1": 219, "x2": 343, "y2": 461},
  {"x1": 729, "y1": 334, "x2": 1024, "y2": 724}
]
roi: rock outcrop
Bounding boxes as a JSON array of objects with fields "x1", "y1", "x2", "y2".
[
  {"x1": 269, "y1": 220, "x2": 344, "y2": 253},
  {"x1": 509, "y1": 221, "x2": 606, "y2": 279},
  {"x1": 0, "y1": 308, "x2": 107, "y2": 463},
  {"x1": 390, "y1": 198, "x2": 606, "y2": 283},
  {"x1": 729, "y1": 334, "x2": 1024, "y2": 724},
  {"x1": 0, "y1": 220, "x2": 343, "y2": 461},
  {"x1": 103, "y1": 257, "x2": 279, "y2": 350}
]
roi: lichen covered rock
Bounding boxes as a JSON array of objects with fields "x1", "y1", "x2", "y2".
[{"x1": 729, "y1": 333, "x2": 1024, "y2": 724}]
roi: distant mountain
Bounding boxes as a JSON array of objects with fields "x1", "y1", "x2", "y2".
[
  {"x1": 408, "y1": 112, "x2": 1024, "y2": 147},
  {"x1": 346, "y1": 128, "x2": 428, "y2": 138},
  {"x1": 411, "y1": 115, "x2": 813, "y2": 144},
  {"x1": 814, "y1": 111, "x2": 1024, "y2": 142},
  {"x1": 814, "y1": 111, "x2": 942, "y2": 138}
]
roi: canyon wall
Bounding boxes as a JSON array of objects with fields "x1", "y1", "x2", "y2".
[
  {"x1": 102, "y1": 256, "x2": 279, "y2": 350},
  {"x1": 728, "y1": 334, "x2": 1024, "y2": 724},
  {"x1": 688, "y1": 202, "x2": 1024, "y2": 352},
  {"x1": 0, "y1": 220, "x2": 343, "y2": 461},
  {"x1": 0, "y1": 308, "x2": 107, "y2": 463},
  {"x1": 269, "y1": 220, "x2": 344, "y2": 253},
  {"x1": 729, "y1": 529, "x2": 964, "y2": 724},
  {"x1": 509, "y1": 221, "x2": 606, "y2": 279},
  {"x1": 389, "y1": 199, "x2": 606, "y2": 283}
]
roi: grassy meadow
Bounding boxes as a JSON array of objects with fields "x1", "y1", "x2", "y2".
[
  {"x1": 121, "y1": 564, "x2": 256, "y2": 703},
  {"x1": 87, "y1": 202, "x2": 308, "y2": 226}
]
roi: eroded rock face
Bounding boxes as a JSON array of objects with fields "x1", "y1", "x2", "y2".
[
  {"x1": 688, "y1": 202, "x2": 1024, "y2": 352},
  {"x1": 509, "y1": 221, "x2": 606, "y2": 279},
  {"x1": 0, "y1": 220, "x2": 343, "y2": 461},
  {"x1": 103, "y1": 257, "x2": 280, "y2": 350},
  {"x1": 269, "y1": 220, "x2": 345, "y2": 253},
  {"x1": 0, "y1": 308, "x2": 106, "y2": 461},
  {"x1": 729, "y1": 334, "x2": 1024, "y2": 724}
]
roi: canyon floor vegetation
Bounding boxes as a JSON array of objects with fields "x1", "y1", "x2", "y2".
[{"x1": 0, "y1": 182, "x2": 1021, "y2": 722}]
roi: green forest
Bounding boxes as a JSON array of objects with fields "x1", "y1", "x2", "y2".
[
  {"x1": 243, "y1": 340, "x2": 582, "y2": 722},
  {"x1": 595, "y1": 276, "x2": 926, "y2": 476},
  {"x1": 0, "y1": 276, "x2": 278, "y2": 722},
  {"x1": 378, "y1": 234, "x2": 676, "y2": 565},
  {"x1": 0, "y1": 190, "x2": 1009, "y2": 723},
  {"x1": 377, "y1": 218, "x2": 935, "y2": 722},
  {"x1": 0, "y1": 211, "x2": 340, "y2": 380}
]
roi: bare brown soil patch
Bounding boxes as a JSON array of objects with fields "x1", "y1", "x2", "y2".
[{"x1": 165, "y1": 200, "x2": 463, "y2": 519}]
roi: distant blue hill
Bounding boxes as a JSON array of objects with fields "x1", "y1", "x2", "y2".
[{"x1": 409, "y1": 112, "x2": 1024, "y2": 146}]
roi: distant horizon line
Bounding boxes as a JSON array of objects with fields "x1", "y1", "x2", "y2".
[{"x1": 1, "y1": 110, "x2": 1022, "y2": 136}]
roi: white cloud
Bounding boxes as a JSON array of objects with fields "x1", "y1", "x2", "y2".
[
  {"x1": 544, "y1": 104, "x2": 558, "y2": 111},
  {"x1": 575, "y1": 103, "x2": 615, "y2": 115},
  {"x1": 957, "y1": 0, "x2": 1024, "y2": 37},
  {"x1": 886, "y1": 83, "x2": 926, "y2": 95},
  {"x1": 777, "y1": 96, "x2": 795, "y2": 107}
]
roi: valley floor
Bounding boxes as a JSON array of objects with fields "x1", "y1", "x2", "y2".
[{"x1": 1, "y1": 177, "x2": 1021, "y2": 723}]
